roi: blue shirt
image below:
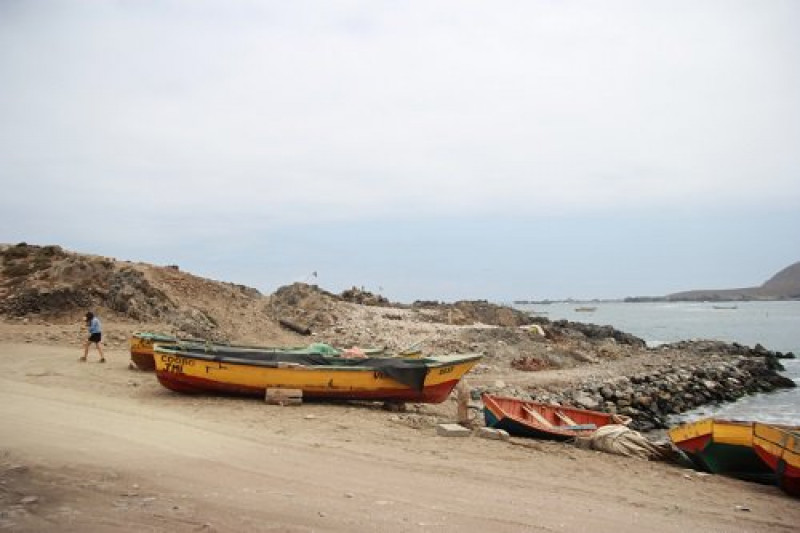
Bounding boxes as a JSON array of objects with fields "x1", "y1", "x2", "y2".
[{"x1": 89, "y1": 317, "x2": 101, "y2": 334}]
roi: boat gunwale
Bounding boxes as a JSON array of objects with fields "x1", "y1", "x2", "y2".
[
  {"x1": 669, "y1": 418, "x2": 800, "y2": 446},
  {"x1": 153, "y1": 345, "x2": 483, "y2": 371},
  {"x1": 668, "y1": 418, "x2": 758, "y2": 447}
]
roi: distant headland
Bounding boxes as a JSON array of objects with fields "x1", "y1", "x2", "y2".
[
  {"x1": 625, "y1": 261, "x2": 800, "y2": 302},
  {"x1": 512, "y1": 261, "x2": 800, "y2": 305}
]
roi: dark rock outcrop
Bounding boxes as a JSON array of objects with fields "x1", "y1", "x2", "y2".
[{"x1": 530, "y1": 317, "x2": 647, "y2": 348}]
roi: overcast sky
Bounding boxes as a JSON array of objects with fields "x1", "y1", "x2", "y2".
[{"x1": 1, "y1": 1, "x2": 799, "y2": 302}]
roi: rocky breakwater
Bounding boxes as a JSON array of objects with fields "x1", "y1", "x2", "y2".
[{"x1": 527, "y1": 341, "x2": 796, "y2": 431}]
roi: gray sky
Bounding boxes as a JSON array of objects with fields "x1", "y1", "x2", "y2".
[{"x1": 1, "y1": 1, "x2": 799, "y2": 302}]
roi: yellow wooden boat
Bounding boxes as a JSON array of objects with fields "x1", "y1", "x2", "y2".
[
  {"x1": 668, "y1": 418, "x2": 767, "y2": 480},
  {"x1": 153, "y1": 344, "x2": 482, "y2": 403},
  {"x1": 130, "y1": 332, "x2": 385, "y2": 372},
  {"x1": 668, "y1": 418, "x2": 800, "y2": 483},
  {"x1": 753, "y1": 422, "x2": 800, "y2": 497},
  {"x1": 130, "y1": 333, "x2": 199, "y2": 371}
]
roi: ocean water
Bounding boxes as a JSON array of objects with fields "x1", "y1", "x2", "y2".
[{"x1": 512, "y1": 301, "x2": 800, "y2": 424}]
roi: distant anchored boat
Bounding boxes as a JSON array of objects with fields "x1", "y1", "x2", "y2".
[
  {"x1": 712, "y1": 305, "x2": 739, "y2": 310},
  {"x1": 574, "y1": 306, "x2": 597, "y2": 312}
]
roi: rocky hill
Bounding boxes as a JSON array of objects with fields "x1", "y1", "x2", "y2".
[
  {"x1": 665, "y1": 261, "x2": 800, "y2": 301},
  {"x1": 0, "y1": 243, "x2": 649, "y2": 361},
  {"x1": 0, "y1": 242, "x2": 290, "y2": 342},
  {"x1": 760, "y1": 261, "x2": 800, "y2": 297}
]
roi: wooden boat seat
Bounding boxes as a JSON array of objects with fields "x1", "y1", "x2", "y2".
[
  {"x1": 555, "y1": 410, "x2": 578, "y2": 426},
  {"x1": 522, "y1": 406, "x2": 553, "y2": 428},
  {"x1": 555, "y1": 410, "x2": 597, "y2": 431}
]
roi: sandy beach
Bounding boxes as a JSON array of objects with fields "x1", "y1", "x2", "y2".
[{"x1": 1, "y1": 332, "x2": 799, "y2": 533}]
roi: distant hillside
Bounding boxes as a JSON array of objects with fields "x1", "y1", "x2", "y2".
[{"x1": 665, "y1": 261, "x2": 800, "y2": 301}]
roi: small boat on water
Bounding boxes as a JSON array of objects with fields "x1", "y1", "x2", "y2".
[
  {"x1": 482, "y1": 394, "x2": 630, "y2": 441},
  {"x1": 668, "y1": 418, "x2": 800, "y2": 483},
  {"x1": 129, "y1": 332, "x2": 385, "y2": 371},
  {"x1": 153, "y1": 344, "x2": 482, "y2": 403},
  {"x1": 753, "y1": 422, "x2": 800, "y2": 497},
  {"x1": 712, "y1": 305, "x2": 738, "y2": 310},
  {"x1": 574, "y1": 306, "x2": 597, "y2": 312}
]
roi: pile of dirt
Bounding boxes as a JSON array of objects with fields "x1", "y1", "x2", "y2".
[
  {"x1": 0, "y1": 243, "x2": 284, "y2": 342},
  {"x1": 267, "y1": 283, "x2": 342, "y2": 333},
  {"x1": 412, "y1": 299, "x2": 532, "y2": 327},
  {"x1": 0, "y1": 244, "x2": 109, "y2": 316},
  {"x1": 340, "y1": 286, "x2": 391, "y2": 306}
]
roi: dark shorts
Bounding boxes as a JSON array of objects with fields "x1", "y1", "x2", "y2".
[{"x1": 88, "y1": 332, "x2": 102, "y2": 343}]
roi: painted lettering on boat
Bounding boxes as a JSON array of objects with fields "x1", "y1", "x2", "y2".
[
  {"x1": 165, "y1": 362, "x2": 183, "y2": 373},
  {"x1": 160, "y1": 354, "x2": 195, "y2": 374},
  {"x1": 438, "y1": 366, "x2": 454, "y2": 375}
]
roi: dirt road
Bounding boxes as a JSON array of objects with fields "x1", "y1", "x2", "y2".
[{"x1": 1, "y1": 342, "x2": 798, "y2": 532}]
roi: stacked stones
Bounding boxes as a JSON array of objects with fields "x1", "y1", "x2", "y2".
[
  {"x1": 473, "y1": 339, "x2": 796, "y2": 432},
  {"x1": 529, "y1": 353, "x2": 796, "y2": 431}
]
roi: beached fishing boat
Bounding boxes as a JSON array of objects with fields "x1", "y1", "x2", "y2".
[
  {"x1": 153, "y1": 344, "x2": 482, "y2": 403},
  {"x1": 130, "y1": 332, "x2": 384, "y2": 371},
  {"x1": 753, "y1": 422, "x2": 800, "y2": 497},
  {"x1": 129, "y1": 333, "x2": 201, "y2": 371},
  {"x1": 482, "y1": 394, "x2": 630, "y2": 441},
  {"x1": 668, "y1": 418, "x2": 775, "y2": 482}
]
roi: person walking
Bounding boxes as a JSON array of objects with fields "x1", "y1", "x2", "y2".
[{"x1": 80, "y1": 311, "x2": 105, "y2": 363}]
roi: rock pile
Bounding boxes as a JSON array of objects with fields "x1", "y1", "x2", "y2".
[
  {"x1": 0, "y1": 243, "x2": 274, "y2": 341},
  {"x1": 106, "y1": 267, "x2": 177, "y2": 321},
  {"x1": 413, "y1": 299, "x2": 531, "y2": 327},
  {"x1": 532, "y1": 317, "x2": 647, "y2": 348},
  {"x1": 269, "y1": 283, "x2": 340, "y2": 332},
  {"x1": 340, "y1": 286, "x2": 390, "y2": 306},
  {"x1": 0, "y1": 286, "x2": 95, "y2": 316},
  {"x1": 664, "y1": 339, "x2": 795, "y2": 366},
  {"x1": 478, "y1": 349, "x2": 796, "y2": 431}
]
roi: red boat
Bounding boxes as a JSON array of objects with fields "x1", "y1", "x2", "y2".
[{"x1": 482, "y1": 394, "x2": 630, "y2": 441}]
